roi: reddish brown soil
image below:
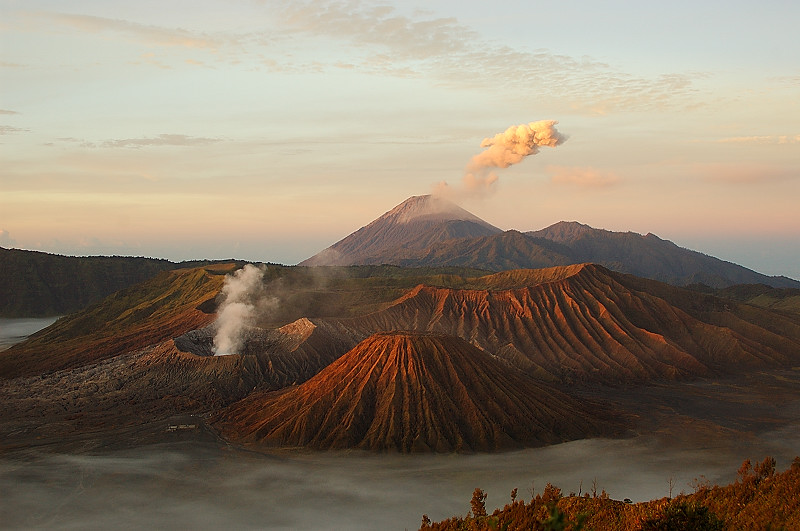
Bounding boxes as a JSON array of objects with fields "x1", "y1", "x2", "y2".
[
  {"x1": 333, "y1": 264, "x2": 800, "y2": 384},
  {"x1": 213, "y1": 331, "x2": 625, "y2": 452}
]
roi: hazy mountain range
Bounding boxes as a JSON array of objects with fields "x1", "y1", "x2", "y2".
[{"x1": 302, "y1": 195, "x2": 799, "y2": 289}]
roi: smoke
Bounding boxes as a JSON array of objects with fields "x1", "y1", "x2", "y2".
[
  {"x1": 213, "y1": 264, "x2": 269, "y2": 356},
  {"x1": 435, "y1": 120, "x2": 567, "y2": 199},
  {"x1": 469, "y1": 120, "x2": 567, "y2": 172}
]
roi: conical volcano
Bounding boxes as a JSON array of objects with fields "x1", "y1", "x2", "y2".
[
  {"x1": 300, "y1": 195, "x2": 501, "y2": 266},
  {"x1": 213, "y1": 331, "x2": 621, "y2": 452}
]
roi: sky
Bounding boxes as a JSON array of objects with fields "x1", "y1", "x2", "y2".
[{"x1": 1, "y1": 0, "x2": 798, "y2": 278}]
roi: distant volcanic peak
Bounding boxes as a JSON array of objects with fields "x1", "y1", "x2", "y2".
[
  {"x1": 300, "y1": 195, "x2": 501, "y2": 266},
  {"x1": 475, "y1": 263, "x2": 600, "y2": 290},
  {"x1": 528, "y1": 221, "x2": 599, "y2": 242},
  {"x1": 382, "y1": 195, "x2": 498, "y2": 228},
  {"x1": 215, "y1": 331, "x2": 616, "y2": 451},
  {"x1": 278, "y1": 317, "x2": 316, "y2": 339},
  {"x1": 395, "y1": 264, "x2": 602, "y2": 298}
]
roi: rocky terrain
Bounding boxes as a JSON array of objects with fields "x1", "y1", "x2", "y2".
[
  {"x1": 213, "y1": 331, "x2": 624, "y2": 452},
  {"x1": 2, "y1": 260, "x2": 800, "y2": 453}
]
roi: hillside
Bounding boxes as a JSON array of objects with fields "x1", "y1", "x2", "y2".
[
  {"x1": 690, "y1": 283, "x2": 800, "y2": 315},
  {"x1": 424, "y1": 456, "x2": 800, "y2": 530},
  {"x1": 0, "y1": 247, "x2": 179, "y2": 317},
  {"x1": 213, "y1": 332, "x2": 623, "y2": 452},
  {"x1": 0, "y1": 265, "x2": 230, "y2": 378}
]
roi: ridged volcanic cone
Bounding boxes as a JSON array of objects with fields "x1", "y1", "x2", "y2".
[{"x1": 213, "y1": 331, "x2": 621, "y2": 452}]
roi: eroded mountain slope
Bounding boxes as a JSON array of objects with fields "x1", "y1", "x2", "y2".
[{"x1": 213, "y1": 332, "x2": 623, "y2": 452}]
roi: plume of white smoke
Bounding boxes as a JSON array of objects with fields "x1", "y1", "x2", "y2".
[
  {"x1": 434, "y1": 120, "x2": 567, "y2": 199},
  {"x1": 213, "y1": 264, "x2": 266, "y2": 356}
]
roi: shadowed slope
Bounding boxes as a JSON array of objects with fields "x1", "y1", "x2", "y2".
[
  {"x1": 402, "y1": 230, "x2": 571, "y2": 270},
  {"x1": 214, "y1": 332, "x2": 621, "y2": 452},
  {"x1": 0, "y1": 247, "x2": 177, "y2": 317},
  {"x1": 529, "y1": 221, "x2": 799, "y2": 288}
]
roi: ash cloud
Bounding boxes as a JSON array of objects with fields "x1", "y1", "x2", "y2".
[
  {"x1": 435, "y1": 120, "x2": 567, "y2": 199},
  {"x1": 213, "y1": 264, "x2": 274, "y2": 356}
]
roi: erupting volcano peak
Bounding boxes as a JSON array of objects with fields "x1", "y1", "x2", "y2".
[{"x1": 300, "y1": 195, "x2": 501, "y2": 266}]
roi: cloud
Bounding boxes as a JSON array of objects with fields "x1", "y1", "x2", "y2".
[
  {"x1": 0, "y1": 110, "x2": 20, "y2": 115},
  {"x1": 25, "y1": 4, "x2": 702, "y2": 111},
  {"x1": 131, "y1": 52, "x2": 172, "y2": 70},
  {"x1": 548, "y1": 166, "x2": 621, "y2": 188},
  {"x1": 718, "y1": 135, "x2": 800, "y2": 145},
  {"x1": 43, "y1": 13, "x2": 222, "y2": 50},
  {"x1": 78, "y1": 134, "x2": 222, "y2": 149},
  {"x1": 27, "y1": 11, "x2": 271, "y2": 69},
  {"x1": 699, "y1": 163, "x2": 795, "y2": 184},
  {"x1": 270, "y1": 1, "x2": 702, "y2": 113},
  {"x1": 0, "y1": 126, "x2": 30, "y2": 135}
]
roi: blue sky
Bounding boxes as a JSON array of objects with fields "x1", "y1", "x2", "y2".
[{"x1": 1, "y1": 0, "x2": 798, "y2": 278}]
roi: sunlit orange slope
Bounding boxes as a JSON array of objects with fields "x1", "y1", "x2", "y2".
[{"x1": 213, "y1": 331, "x2": 623, "y2": 452}]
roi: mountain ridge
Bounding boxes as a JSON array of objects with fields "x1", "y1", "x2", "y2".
[{"x1": 301, "y1": 196, "x2": 799, "y2": 289}]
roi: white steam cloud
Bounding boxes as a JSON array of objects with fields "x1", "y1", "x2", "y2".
[
  {"x1": 435, "y1": 120, "x2": 567, "y2": 199},
  {"x1": 213, "y1": 264, "x2": 267, "y2": 356}
]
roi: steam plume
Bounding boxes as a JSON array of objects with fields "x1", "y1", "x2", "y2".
[
  {"x1": 434, "y1": 120, "x2": 567, "y2": 199},
  {"x1": 213, "y1": 264, "x2": 266, "y2": 356},
  {"x1": 468, "y1": 120, "x2": 566, "y2": 172}
]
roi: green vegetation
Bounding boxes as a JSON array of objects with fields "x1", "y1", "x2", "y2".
[
  {"x1": 687, "y1": 283, "x2": 800, "y2": 316},
  {"x1": 0, "y1": 248, "x2": 175, "y2": 317},
  {"x1": 0, "y1": 247, "x2": 247, "y2": 317},
  {"x1": 423, "y1": 457, "x2": 800, "y2": 530}
]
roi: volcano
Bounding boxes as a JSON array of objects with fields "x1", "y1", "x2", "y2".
[
  {"x1": 213, "y1": 331, "x2": 621, "y2": 452},
  {"x1": 300, "y1": 195, "x2": 501, "y2": 266},
  {"x1": 4, "y1": 261, "x2": 800, "y2": 452},
  {"x1": 301, "y1": 196, "x2": 799, "y2": 289}
]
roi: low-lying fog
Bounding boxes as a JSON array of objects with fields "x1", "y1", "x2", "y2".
[
  {"x1": 3, "y1": 318, "x2": 799, "y2": 530},
  {"x1": 3, "y1": 430, "x2": 799, "y2": 531},
  {"x1": 0, "y1": 317, "x2": 59, "y2": 351}
]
